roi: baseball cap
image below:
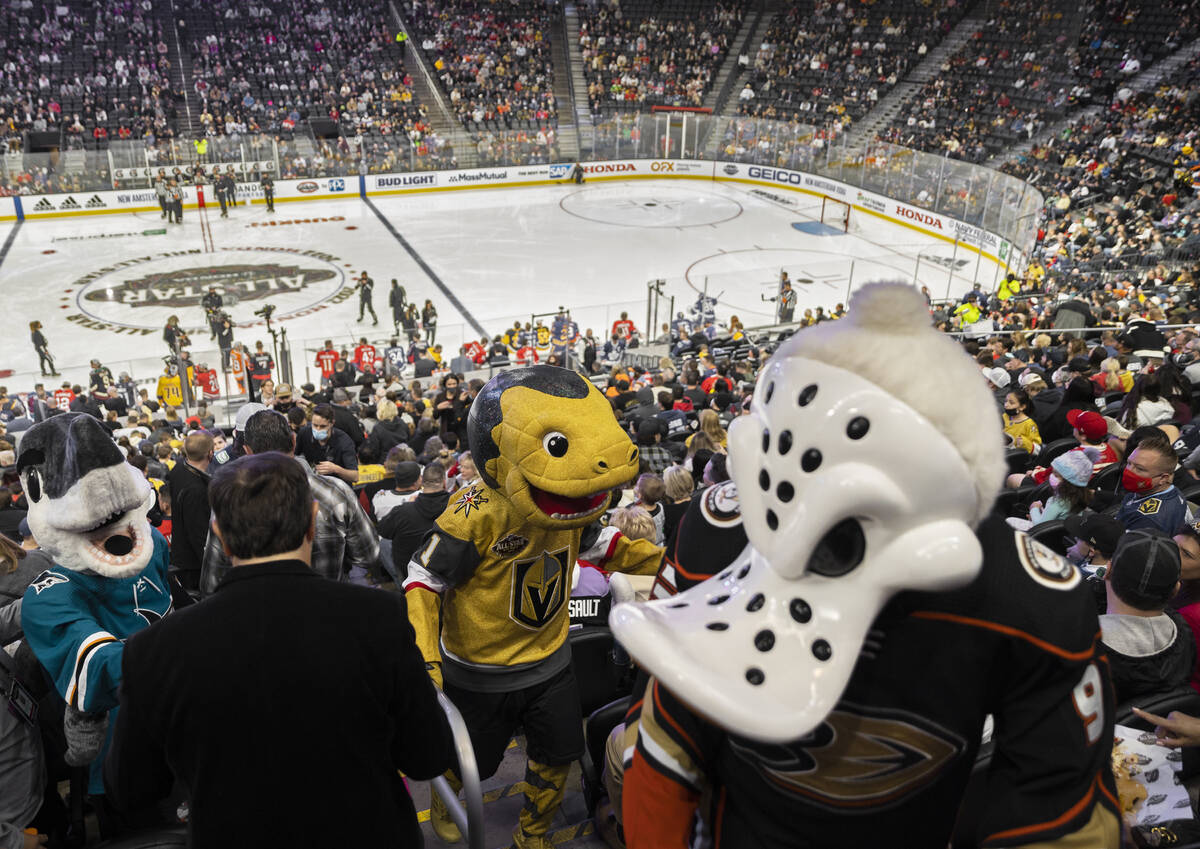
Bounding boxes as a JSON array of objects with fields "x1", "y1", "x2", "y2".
[
  {"x1": 1066, "y1": 409, "x2": 1107, "y2": 441},
  {"x1": 1064, "y1": 511, "x2": 1125, "y2": 558},
  {"x1": 1110, "y1": 528, "x2": 1181, "y2": 609},
  {"x1": 234, "y1": 402, "x2": 268, "y2": 433},
  {"x1": 393, "y1": 461, "x2": 421, "y2": 488},
  {"x1": 983, "y1": 367, "x2": 1010, "y2": 389},
  {"x1": 275, "y1": 383, "x2": 293, "y2": 401}
]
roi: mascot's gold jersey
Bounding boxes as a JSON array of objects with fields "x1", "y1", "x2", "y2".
[{"x1": 403, "y1": 366, "x2": 662, "y2": 690}]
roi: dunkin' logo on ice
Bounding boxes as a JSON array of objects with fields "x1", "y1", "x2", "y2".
[{"x1": 894, "y1": 205, "x2": 943, "y2": 229}]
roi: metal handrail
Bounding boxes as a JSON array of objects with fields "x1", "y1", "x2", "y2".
[{"x1": 432, "y1": 690, "x2": 484, "y2": 849}]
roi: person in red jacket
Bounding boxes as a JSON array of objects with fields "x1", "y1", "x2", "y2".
[{"x1": 53, "y1": 382, "x2": 75, "y2": 412}]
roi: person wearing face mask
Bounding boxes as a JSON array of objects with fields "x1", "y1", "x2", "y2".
[
  {"x1": 1117, "y1": 430, "x2": 1188, "y2": 535},
  {"x1": 1065, "y1": 511, "x2": 1125, "y2": 576},
  {"x1": 1002, "y1": 389, "x2": 1041, "y2": 453},
  {"x1": 296, "y1": 403, "x2": 359, "y2": 484},
  {"x1": 1006, "y1": 449, "x2": 1097, "y2": 531}
]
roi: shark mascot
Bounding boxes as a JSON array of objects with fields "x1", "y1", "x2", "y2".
[{"x1": 19, "y1": 413, "x2": 173, "y2": 798}]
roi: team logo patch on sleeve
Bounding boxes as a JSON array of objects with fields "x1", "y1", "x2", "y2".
[
  {"x1": 1015, "y1": 532, "x2": 1081, "y2": 591},
  {"x1": 453, "y1": 486, "x2": 489, "y2": 519},
  {"x1": 29, "y1": 571, "x2": 69, "y2": 594},
  {"x1": 701, "y1": 481, "x2": 742, "y2": 528},
  {"x1": 1137, "y1": 497, "x2": 1162, "y2": 516}
]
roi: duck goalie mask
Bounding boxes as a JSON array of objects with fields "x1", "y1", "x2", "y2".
[
  {"x1": 611, "y1": 283, "x2": 1006, "y2": 743},
  {"x1": 17, "y1": 413, "x2": 155, "y2": 579}
]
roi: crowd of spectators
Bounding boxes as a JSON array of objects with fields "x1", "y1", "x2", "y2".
[
  {"x1": 402, "y1": 0, "x2": 559, "y2": 131},
  {"x1": 881, "y1": 0, "x2": 1200, "y2": 164},
  {"x1": 181, "y1": 0, "x2": 433, "y2": 144},
  {"x1": 736, "y1": 0, "x2": 969, "y2": 128},
  {"x1": 579, "y1": 1, "x2": 744, "y2": 113},
  {"x1": 0, "y1": 0, "x2": 179, "y2": 151}
]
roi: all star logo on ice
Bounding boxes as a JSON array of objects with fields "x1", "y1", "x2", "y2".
[
  {"x1": 73, "y1": 247, "x2": 350, "y2": 333},
  {"x1": 83, "y1": 262, "x2": 338, "y2": 309}
]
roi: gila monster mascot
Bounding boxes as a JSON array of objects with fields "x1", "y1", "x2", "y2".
[
  {"x1": 19, "y1": 413, "x2": 172, "y2": 807},
  {"x1": 403, "y1": 365, "x2": 663, "y2": 849}
]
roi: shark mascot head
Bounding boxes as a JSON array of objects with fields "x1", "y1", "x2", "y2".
[{"x1": 17, "y1": 413, "x2": 155, "y2": 578}]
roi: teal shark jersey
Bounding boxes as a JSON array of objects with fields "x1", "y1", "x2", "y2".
[{"x1": 22, "y1": 528, "x2": 172, "y2": 793}]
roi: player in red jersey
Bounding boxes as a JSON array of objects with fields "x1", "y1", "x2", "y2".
[
  {"x1": 353, "y1": 337, "x2": 377, "y2": 375},
  {"x1": 611, "y1": 312, "x2": 636, "y2": 341},
  {"x1": 194, "y1": 363, "x2": 221, "y2": 400},
  {"x1": 53, "y1": 382, "x2": 75, "y2": 412},
  {"x1": 315, "y1": 340, "x2": 340, "y2": 387}
]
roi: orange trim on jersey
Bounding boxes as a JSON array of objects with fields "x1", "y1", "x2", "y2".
[
  {"x1": 713, "y1": 785, "x2": 726, "y2": 849},
  {"x1": 983, "y1": 774, "x2": 1098, "y2": 843},
  {"x1": 1096, "y1": 774, "x2": 1119, "y2": 812},
  {"x1": 653, "y1": 680, "x2": 702, "y2": 762},
  {"x1": 624, "y1": 697, "x2": 645, "y2": 724},
  {"x1": 624, "y1": 751, "x2": 700, "y2": 849},
  {"x1": 910, "y1": 611, "x2": 1101, "y2": 662}
]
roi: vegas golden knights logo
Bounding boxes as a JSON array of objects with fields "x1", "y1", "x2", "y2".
[{"x1": 511, "y1": 547, "x2": 570, "y2": 629}]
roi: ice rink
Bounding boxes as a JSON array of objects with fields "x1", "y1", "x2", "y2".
[{"x1": 0, "y1": 178, "x2": 1004, "y2": 393}]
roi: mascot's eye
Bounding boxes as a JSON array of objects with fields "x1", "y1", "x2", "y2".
[
  {"x1": 26, "y1": 470, "x2": 41, "y2": 502},
  {"x1": 543, "y1": 432, "x2": 569, "y2": 458}
]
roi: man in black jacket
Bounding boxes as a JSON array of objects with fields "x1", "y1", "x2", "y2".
[
  {"x1": 105, "y1": 451, "x2": 453, "y2": 848},
  {"x1": 167, "y1": 431, "x2": 213, "y2": 592},
  {"x1": 378, "y1": 461, "x2": 449, "y2": 582},
  {"x1": 296, "y1": 404, "x2": 359, "y2": 484},
  {"x1": 1101, "y1": 528, "x2": 1195, "y2": 705}
]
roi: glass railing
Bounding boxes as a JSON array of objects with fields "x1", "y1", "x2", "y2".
[{"x1": 0, "y1": 114, "x2": 1044, "y2": 255}]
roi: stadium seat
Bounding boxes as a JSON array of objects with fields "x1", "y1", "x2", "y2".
[
  {"x1": 1027, "y1": 519, "x2": 1070, "y2": 555},
  {"x1": 580, "y1": 696, "x2": 632, "y2": 815},
  {"x1": 1038, "y1": 438, "x2": 1081, "y2": 466},
  {"x1": 569, "y1": 626, "x2": 632, "y2": 717}
]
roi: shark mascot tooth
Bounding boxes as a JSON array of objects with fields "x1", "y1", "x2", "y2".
[{"x1": 19, "y1": 413, "x2": 173, "y2": 797}]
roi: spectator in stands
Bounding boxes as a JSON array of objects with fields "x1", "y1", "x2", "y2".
[
  {"x1": 1065, "y1": 510, "x2": 1125, "y2": 574},
  {"x1": 330, "y1": 389, "x2": 367, "y2": 448},
  {"x1": 105, "y1": 451, "x2": 453, "y2": 847},
  {"x1": 374, "y1": 460, "x2": 422, "y2": 522},
  {"x1": 378, "y1": 461, "x2": 449, "y2": 583},
  {"x1": 296, "y1": 404, "x2": 359, "y2": 484},
  {"x1": 632, "y1": 473, "x2": 667, "y2": 545},
  {"x1": 636, "y1": 420, "x2": 672, "y2": 475},
  {"x1": 199, "y1": 409, "x2": 379, "y2": 594},
  {"x1": 167, "y1": 431, "x2": 214, "y2": 593},
  {"x1": 1101, "y1": 529, "x2": 1194, "y2": 704},
  {"x1": 1008, "y1": 449, "x2": 1097, "y2": 531},
  {"x1": 361, "y1": 399, "x2": 408, "y2": 464},
  {"x1": 1003, "y1": 389, "x2": 1041, "y2": 453},
  {"x1": 1118, "y1": 431, "x2": 1188, "y2": 535}
]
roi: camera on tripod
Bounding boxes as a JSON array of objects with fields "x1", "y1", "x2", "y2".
[{"x1": 254, "y1": 304, "x2": 276, "y2": 319}]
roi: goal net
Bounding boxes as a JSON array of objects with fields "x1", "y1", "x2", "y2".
[{"x1": 819, "y1": 195, "x2": 851, "y2": 233}]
